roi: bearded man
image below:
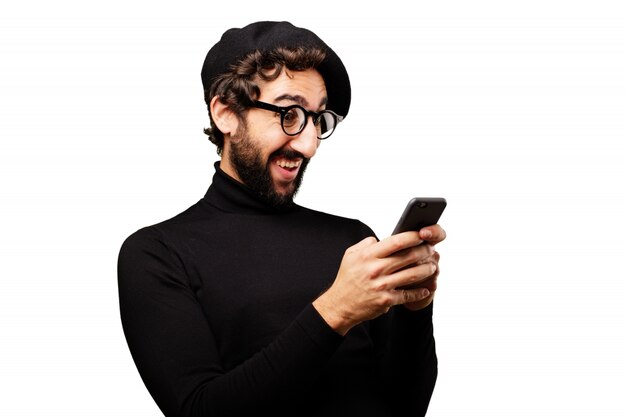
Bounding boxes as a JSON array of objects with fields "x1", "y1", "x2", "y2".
[{"x1": 118, "y1": 21, "x2": 445, "y2": 417}]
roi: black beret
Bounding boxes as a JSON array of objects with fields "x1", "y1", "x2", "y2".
[{"x1": 201, "y1": 21, "x2": 351, "y2": 118}]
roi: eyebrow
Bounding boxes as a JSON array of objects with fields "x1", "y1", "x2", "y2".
[{"x1": 274, "y1": 94, "x2": 328, "y2": 110}]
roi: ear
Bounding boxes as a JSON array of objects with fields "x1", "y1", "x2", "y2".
[{"x1": 209, "y1": 95, "x2": 239, "y2": 136}]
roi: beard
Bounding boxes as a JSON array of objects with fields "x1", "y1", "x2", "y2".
[{"x1": 228, "y1": 123, "x2": 310, "y2": 209}]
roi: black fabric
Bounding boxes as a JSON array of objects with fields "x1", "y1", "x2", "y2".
[
  {"x1": 118, "y1": 164, "x2": 437, "y2": 417},
  {"x1": 201, "y1": 21, "x2": 351, "y2": 118}
]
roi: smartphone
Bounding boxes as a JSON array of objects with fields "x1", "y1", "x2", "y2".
[{"x1": 392, "y1": 197, "x2": 447, "y2": 235}]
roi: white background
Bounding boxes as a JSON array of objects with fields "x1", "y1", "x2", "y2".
[{"x1": 1, "y1": 1, "x2": 625, "y2": 416}]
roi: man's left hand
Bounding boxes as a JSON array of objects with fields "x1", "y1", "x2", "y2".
[{"x1": 402, "y1": 224, "x2": 446, "y2": 311}]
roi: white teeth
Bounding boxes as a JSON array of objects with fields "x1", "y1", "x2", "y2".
[{"x1": 276, "y1": 159, "x2": 301, "y2": 169}]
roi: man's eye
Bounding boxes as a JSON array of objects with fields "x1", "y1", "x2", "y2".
[{"x1": 283, "y1": 110, "x2": 299, "y2": 127}]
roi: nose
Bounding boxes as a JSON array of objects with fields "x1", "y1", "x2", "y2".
[{"x1": 288, "y1": 117, "x2": 320, "y2": 158}]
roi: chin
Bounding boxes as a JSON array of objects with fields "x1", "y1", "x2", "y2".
[{"x1": 274, "y1": 185, "x2": 296, "y2": 198}]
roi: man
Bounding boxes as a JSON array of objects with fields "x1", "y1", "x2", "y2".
[{"x1": 118, "y1": 21, "x2": 445, "y2": 417}]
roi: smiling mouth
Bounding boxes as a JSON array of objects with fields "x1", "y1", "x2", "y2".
[{"x1": 274, "y1": 158, "x2": 302, "y2": 170}]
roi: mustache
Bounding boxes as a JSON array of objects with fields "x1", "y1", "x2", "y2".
[{"x1": 269, "y1": 149, "x2": 307, "y2": 161}]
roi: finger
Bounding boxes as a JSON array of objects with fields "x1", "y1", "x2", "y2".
[
  {"x1": 416, "y1": 250, "x2": 440, "y2": 266},
  {"x1": 345, "y1": 236, "x2": 378, "y2": 255},
  {"x1": 425, "y1": 276, "x2": 438, "y2": 292},
  {"x1": 383, "y1": 244, "x2": 434, "y2": 275},
  {"x1": 419, "y1": 224, "x2": 446, "y2": 244},
  {"x1": 393, "y1": 286, "x2": 432, "y2": 305},
  {"x1": 381, "y1": 262, "x2": 437, "y2": 290},
  {"x1": 396, "y1": 278, "x2": 438, "y2": 299},
  {"x1": 371, "y1": 231, "x2": 423, "y2": 259}
]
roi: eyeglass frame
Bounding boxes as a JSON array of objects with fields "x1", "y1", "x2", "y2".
[{"x1": 249, "y1": 100, "x2": 344, "y2": 140}]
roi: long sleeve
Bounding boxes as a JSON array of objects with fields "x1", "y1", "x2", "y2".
[
  {"x1": 118, "y1": 226, "x2": 344, "y2": 417},
  {"x1": 371, "y1": 304, "x2": 438, "y2": 417}
]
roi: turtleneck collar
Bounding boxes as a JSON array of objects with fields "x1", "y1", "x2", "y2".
[{"x1": 203, "y1": 162, "x2": 298, "y2": 215}]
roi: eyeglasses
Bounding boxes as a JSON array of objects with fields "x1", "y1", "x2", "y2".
[{"x1": 250, "y1": 100, "x2": 343, "y2": 140}]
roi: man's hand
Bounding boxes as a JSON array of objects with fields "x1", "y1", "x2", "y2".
[
  {"x1": 313, "y1": 226, "x2": 445, "y2": 336},
  {"x1": 401, "y1": 224, "x2": 446, "y2": 311}
]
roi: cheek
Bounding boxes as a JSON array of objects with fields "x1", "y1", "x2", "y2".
[
  {"x1": 246, "y1": 112, "x2": 297, "y2": 155},
  {"x1": 257, "y1": 131, "x2": 294, "y2": 156},
  {"x1": 249, "y1": 131, "x2": 287, "y2": 161}
]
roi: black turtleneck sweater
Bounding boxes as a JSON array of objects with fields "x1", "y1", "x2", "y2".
[{"x1": 118, "y1": 165, "x2": 437, "y2": 417}]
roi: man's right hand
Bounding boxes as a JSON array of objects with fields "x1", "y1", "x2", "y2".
[{"x1": 312, "y1": 231, "x2": 436, "y2": 336}]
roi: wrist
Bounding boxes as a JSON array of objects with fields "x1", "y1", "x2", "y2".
[{"x1": 312, "y1": 293, "x2": 353, "y2": 336}]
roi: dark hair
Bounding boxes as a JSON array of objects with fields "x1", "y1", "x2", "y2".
[{"x1": 203, "y1": 47, "x2": 326, "y2": 155}]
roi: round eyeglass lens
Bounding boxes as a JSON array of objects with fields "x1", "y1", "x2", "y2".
[
  {"x1": 282, "y1": 107, "x2": 306, "y2": 135},
  {"x1": 316, "y1": 112, "x2": 336, "y2": 139}
]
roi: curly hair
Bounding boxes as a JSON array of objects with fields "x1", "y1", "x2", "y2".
[{"x1": 203, "y1": 47, "x2": 326, "y2": 155}]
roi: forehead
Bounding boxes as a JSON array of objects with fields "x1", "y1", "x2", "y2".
[{"x1": 256, "y1": 69, "x2": 327, "y2": 108}]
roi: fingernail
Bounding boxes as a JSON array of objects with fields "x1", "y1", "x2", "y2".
[
  {"x1": 421, "y1": 229, "x2": 432, "y2": 239},
  {"x1": 421, "y1": 289, "x2": 430, "y2": 298}
]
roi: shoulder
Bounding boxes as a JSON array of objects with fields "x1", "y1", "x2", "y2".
[
  {"x1": 118, "y1": 199, "x2": 207, "y2": 265},
  {"x1": 120, "y1": 198, "x2": 210, "y2": 249},
  {"x1": 294, "y1": 205, "x2": 376, "y2": 240},
  {"x1": 118, "y1": 225, "x2": 174, "y2": 277},
  {"x1": 118, "y1": 221, "x2": 192, "y2": 291}
]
